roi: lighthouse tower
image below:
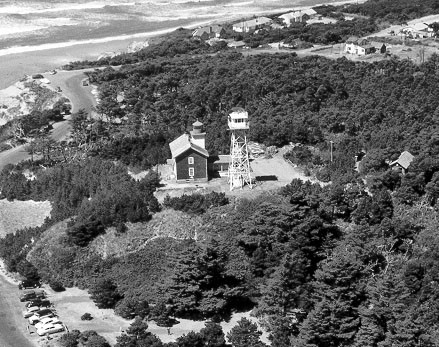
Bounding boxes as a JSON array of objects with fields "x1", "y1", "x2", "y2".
[{"x1": 228, "y1": 107, "x2": 252, "y2": 190}]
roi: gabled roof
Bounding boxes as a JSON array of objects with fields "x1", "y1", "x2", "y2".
[
  {"x1": 390, "y1": 151, "x2": 414, "y2": 170},
  {"x1": 303, "y1": 8, "x2": 317, "y2": 16},
  {"x1": 279, "y1": 11, "x2": 303, "y2": 20},
  {"x1": 193, "y1": 25, "x2": 224, "y2": 37},
  {"x1": 279, "y1": 8, "x2": 316, "y2": 20},
  {"x1": 169, "y1": 133, "x2": 209, "y2": 158},
  {"x1": 234, "y1": 17, "x2": 272, "y2": 29}
]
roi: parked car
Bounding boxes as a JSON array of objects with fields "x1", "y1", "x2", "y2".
[
  {"x1": 28, "y1": 309, "x2": 56, "y2": 325},
  {"x1": 25, "y1": 299, "x2": 51, "y2": 309},
  {"x1": 35, "y1": 317, "x2": 62, "y2": 330},
  {"x1": 18, "y1": 279, "x2": 41, "y2": 290},
  {"x1": 22, "y1": 306, "x2": 41, "y2": 318},
  {"x1": 36, "y1": 323, "x2": 65, "y2": 336},
  {"x1": 19, "y1": 289, "x2": 46, "y2": 302}
]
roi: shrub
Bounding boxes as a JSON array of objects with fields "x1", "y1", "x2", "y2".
[
  {"x1": 115, "y1": 297, "x2": 150, "y2": 319},
  {"x1": 49, "y1": 280, "x2": 66, "y2": 292},
  {"x1": 81, "y1": 313, "x2": 93, "y2": 321},
  {"x1": 89, "y1": 278, "x2": 123, "y2": 309},
  {"x1": 316, "y1": 167, "x2": 331, "y2": 182},
  {"x1": 163, "y1": 192, "x2": 229, "y2": 214}
]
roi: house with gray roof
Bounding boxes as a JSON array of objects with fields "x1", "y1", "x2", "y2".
[
  {"x1": 232, "y1": 17, "x2": 272, "y2": 33},
  {"x1": 390, "y1": 151, "x2": 414, "y2": 174}
]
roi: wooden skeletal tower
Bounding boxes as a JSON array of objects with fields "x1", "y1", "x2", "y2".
[{"x1": 228, "y1": 107, "x2": 252, "y2": 190}]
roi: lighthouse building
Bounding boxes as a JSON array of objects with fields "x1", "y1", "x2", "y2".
[{"x1": 169, "y1": 121, "x2": 209, "y2": 182}]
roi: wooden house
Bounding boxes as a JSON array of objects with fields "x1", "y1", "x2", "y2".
[
  {"x1": 192, "y1": 25, "x2": 224, "y2": 40},
  {"x1": 344, "y1": 36, "x2": 376, "y2": 55},
  {"x1": 169, "y1": 121, "x2": 209, "y2": 182},
  {"x1": 278, "y1": 8, "x2": 317, "y2": 26}
]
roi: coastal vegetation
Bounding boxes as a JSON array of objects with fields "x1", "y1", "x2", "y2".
[
  {"x1": 3, "y1": 0, "x2": 439, "y2": 346},
  {"x1": 4, "y1": 44, "x2": 439, "y2": 347}
]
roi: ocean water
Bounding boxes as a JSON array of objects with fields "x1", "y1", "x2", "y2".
[
  {"x1": 0, "y1": 0, "x2": 323, "y2": 50},
  {"x1": 0, "y1": 0, "x2": 346, "y2": 90}
]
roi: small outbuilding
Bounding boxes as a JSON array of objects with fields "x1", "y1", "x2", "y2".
[
  {"x1": 208, "y1": 155, "x2": 230, "y2": 177},
  {"x1": 390, "y1": 151, "x2": 414, "y2": 174}
]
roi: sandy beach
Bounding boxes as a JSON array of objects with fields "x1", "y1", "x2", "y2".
[
  {"x1": 0, "y1": 0, "x2": 364, "y2": 90},
  {"x1": 0, "y1": 26, "x2": 195, "y2": 90}
]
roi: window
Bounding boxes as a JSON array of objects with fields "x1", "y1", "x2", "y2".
[
  {"x1": 189, "y1": 168, "x2": 194, "y2": 177},
  {"x1": 188, "y1": 157, "x2": 194, "y2": 164}
]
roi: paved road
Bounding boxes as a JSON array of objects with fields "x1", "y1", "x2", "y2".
[
  {"x1": 0, "y1": 69, "x2": 96, "y2": 170},
  {"x1": 0, "y1": 276, "x2": 36, "y2": 347},
  {"x1": 44, "y1": 69, "x2": 98, "y2": 142}
]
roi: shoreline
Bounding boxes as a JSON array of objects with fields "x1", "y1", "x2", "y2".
[{"x1": 0, "y1": 0, "x2": 365, "y2": 90}]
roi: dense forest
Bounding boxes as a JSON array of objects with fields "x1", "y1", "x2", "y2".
[
  {"x1": 3, "y1": 0, "x2": 439, "y2": 346},
  {"x1": 3, "y1": 51, "x2": 439, "y2": 346}
]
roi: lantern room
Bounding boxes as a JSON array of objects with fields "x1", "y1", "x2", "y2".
[{"x1": 228, "y1": 107, "x2": 249, "y2": 130}]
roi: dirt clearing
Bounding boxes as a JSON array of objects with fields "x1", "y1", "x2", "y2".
[{"x1": 0, "y1": 199, "x2": 51, "y2": 236}]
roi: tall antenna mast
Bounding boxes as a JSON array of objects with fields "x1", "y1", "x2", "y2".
[{"x1": 228, "y1": 107, "x2": 252, "y2": 190}]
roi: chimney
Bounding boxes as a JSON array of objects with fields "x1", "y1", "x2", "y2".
[{"x1": 190, "y1": 120, "x2": 206, "y2": 149}]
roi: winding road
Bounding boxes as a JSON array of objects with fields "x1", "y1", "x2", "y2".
[{"x1": 0, "y1": 68, "x2": 96, "y2": 170}]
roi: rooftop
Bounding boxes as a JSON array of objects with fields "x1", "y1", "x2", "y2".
[
  {"x1": 234, "y1": 16, "x2": 272, "y2": 28},
  {"x1": 169, "y1": 134, "x2": 209, "y2": 158},
  {"x1": 390, "y1": 151, "x2": 414, "y2": 170}
]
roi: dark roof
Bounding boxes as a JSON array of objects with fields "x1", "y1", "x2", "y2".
[
  {"x1": 390, "y1": 151, "x2": 414, "y2": 170},
  {"x1": 193, "y1": 25, "x2": 223, "y2": 37},
  {"x1": 169, "y1": 134, "x2": 209, "y2": 158}
]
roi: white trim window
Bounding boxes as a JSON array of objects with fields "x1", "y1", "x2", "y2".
[
  {"x1": 189, "y1": 167, "x2": 195, "y2": 177},
  {"x1": 188, "y1": 157, "x2": 194, "y2": 164}
]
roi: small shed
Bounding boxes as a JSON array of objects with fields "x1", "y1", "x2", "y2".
[
  {"x1": 209, "y1": 155, "x2": 230, "y2": 177},
  {"x1": 390, "y1": 151, "x2": 414, "y2": 174}
]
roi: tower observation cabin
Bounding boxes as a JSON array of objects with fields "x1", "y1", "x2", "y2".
[{"x1": 228, "y1": 107, "x2": 250, "y2": 130}]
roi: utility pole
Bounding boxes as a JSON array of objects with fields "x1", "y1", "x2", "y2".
[{"x1": 330, "y1": 141, "x2": 334, "y2": 163}]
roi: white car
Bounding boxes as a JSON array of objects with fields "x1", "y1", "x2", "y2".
[
  {"x1": 36, "y1": 323, "x2": 65, "y2": 336},
  {"x1": 35, "y1": 317, "x2": 61, "y2": 330},
  {"x1": 22, "y1": 306, "x2": 40, "y2": 318},
  {"x1": 28, "y1": 309, "x2": 56, "y2": 325}
]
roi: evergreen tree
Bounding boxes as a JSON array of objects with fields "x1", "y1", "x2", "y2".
[
  {"x1": 227, "y1": 318, "x2": 267, "y2": 347},
  {"x1": 199, "y1": 322, "x2": 226, "y2": 347}
]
